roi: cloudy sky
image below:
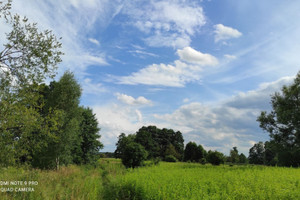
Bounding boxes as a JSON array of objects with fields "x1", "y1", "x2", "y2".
[{"x1": 3, "y1": 0, "x2": 300, "y2": 155}]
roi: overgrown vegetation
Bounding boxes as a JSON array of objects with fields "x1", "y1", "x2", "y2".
[{"x1": 1, "y1": 159, "x2": 300, "y2": 200}]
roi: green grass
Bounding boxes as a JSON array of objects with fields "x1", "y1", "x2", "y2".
[
  {"x1": 1, "y1": 160, "x2": 300, "y2": 200},
  {"x1": 105, "y1": 162, "x2": 300, "y2": 200}
]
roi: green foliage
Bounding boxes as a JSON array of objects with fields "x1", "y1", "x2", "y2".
[
  {"x1": 114, "y1": 133, "x2": 136, "y2": 158},
  {"x1": 121, "y1": 142, "x2": 148, "y2": 168},
  {"x1": 206, "y1": 150, "x2": 225, "y2": 165},
  {"x1": 0, "y1": 0, "x2": 63, "y2": 167},
  {"x1": 184, "y1": 142, "x2": 206, "y2": 162},
  {"x1": 76, "y1": 107, "x2": 103, "y2": 164},
  {"x1": 164, "y1": 155, "x2": 178, "y2": 162},
  {"x1": 228, "y1": 147, "x2": 240, "y2": 163},
  {"x1": 135, "y1": 126, "x2": 184, "y2": 160},
  {"x1": 248, "y1": 142, "x2": 265, "y2": 165},
  {"x1": 239, "y1": 153, "x2": 247, "y2": 164},
  {"x1": 257, "y1": 72, "x2": 300, "y2": 167}
]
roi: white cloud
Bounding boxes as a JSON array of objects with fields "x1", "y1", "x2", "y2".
[
  {"x1": 224, "y1": 54, "x2": 237, "y2": 60},
  {"x1": 123, "y1": 0, "x2": 205, "y2": 48},
  {"x1": 214, "y1": 24, "x2": 242, "y2": 42},
  {"x1": 154, "y1": 102, "x2": 260, "y2": 154},
  {"x1": 119, "y1": 60, "x2": 201, "y2": 87},
  {"x1": 153, "y1": 76, "x2": 293, "y2": 154},
  {"x1": 8, "y1": 0, "x2": 123, "y2": 75},
  {"x1": 88, "y1": 38, "x2": 100, "y2": 46},
  {"x1": 177, "y1": 47, "x2": 218, "y2": 66},
  {"x1": 92, "y1": 104, "x2": 148, "y2": 151},
  {"x1": 225, "y1": 76, "x2": 294, "y2": 110},
  {"x1": 128, "y1": 50, "x2": 158, "y2": 58},
  {"x1": 116, "y1": 93, "x2": 152, "y2": 106},
  {"x1": 118, "y1": 47, "x2": 218, "y2": 87}
]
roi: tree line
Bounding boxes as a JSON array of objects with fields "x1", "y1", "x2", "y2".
[
  {"x1": 114, "y1": 126, "x2": 249, "y2": 168},
  {"x1": 0, "y1": 1, "x2": 102, "y2": 169}
]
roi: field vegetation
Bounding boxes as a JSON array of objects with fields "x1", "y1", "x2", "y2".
[{"x1": 1, "y1": 159, "x2": 300, "y2": 200}]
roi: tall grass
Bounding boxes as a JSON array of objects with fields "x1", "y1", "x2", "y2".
[
  {"x1": 106, "y1": 162, "x2": 300, "y2": 200},
  {"x1": 1, "y1": 160, "x2": 300, "y2": 200},
  {"x1": 0, "y1": 165, "x2": 104, "y2": 200}
]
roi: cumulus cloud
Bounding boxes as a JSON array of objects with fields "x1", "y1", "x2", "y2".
[
  {"x1": 214, "y1": 24, "x2": 242, "y2": 42},
  {"x1": 225, "y1": 76, "x2": 294, "y2": 110},
  {"x1": 116, "y1": 93, "x2": 152, "y2": 106},
  {"x1": 118, "y1": 47, "x2": 218, "y2": 87},
  {"x1": 92, "y1": 104, "x2": 148, "y2": 152},
  {"x1": 118, "y1": 61, "x2": 194, "y2": 87},
  {"x1": 177, "y1": 47, "x2": 218, "y2": 66},
  {"x1": 153, "y1": 76, "x2": 294, "y2": 154},
  {"x1": 154, "y1": 102, "x2": 261, "y2": 154},
  {"x1": 123, "y1": 0, "x2": 206, "y2": 48}
]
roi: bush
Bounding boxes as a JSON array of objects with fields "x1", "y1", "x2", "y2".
[
  {"x1": 121, "y1": 142, "x2": 148, "y2": 168},
  {"x1": 206, "y1": 150, "x2": 225, "y2": 165},
  {"x1": 200, "y1": 158, "x2": 207, "y2": 164},
  {"x1": 164, "y1": 155, "x2": 178, "y2": 162}
]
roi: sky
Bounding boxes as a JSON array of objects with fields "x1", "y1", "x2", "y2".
[{"x1": 2, "y1": 0, "x2": 300, "y2": 155}]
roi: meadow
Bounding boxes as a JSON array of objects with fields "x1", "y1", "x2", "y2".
[{"x1": 1, "y1": 159, "x2": 300, "y2": 200}]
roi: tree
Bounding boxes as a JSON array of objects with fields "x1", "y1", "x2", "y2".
[
  {"x1": 121, "y1": 142, "x2": 148, "y2": 168},
  {"x1": 239, "y1": 153, "x2": 247, "y2": 164},
  {"x1": 184, "y1": 142, "x2": 198, "y2": 162},
  {"x1": 0, "y1": 0, "x2": 63, "y2": 167},
  {"x1": 74, "y1": 107, "x2": 103, "y2": 164},
  {"x1": 248, "y1": 142, "x2": 265, "y2": 165},
  {"x1": 206, "y1": 150, "x2": 225, "y2": 165},
  {"x1": 135, "y1": 126, "x2": 184, "y2": 160},
  {"x1": 164, "y1": 144, "x2": 180, "y2": 161},
  {"x1": 264, "y1": 141, "x2": 277, "y2": 166},
  {"x1": 184, "y1": 142, "x2": 206, "y2": 162},
  {"x1": 135, "y1": 126, "x2": 160, "y2": 158},
  {"x1": 229, "y1": 147, "x2": 240, "y2": 163},
  {"x1": 114, "y1": 133, "x2": 136, "y2": 158},
  {"x1": 257, "y1": 72, "x2": 300, "y2": 166}
]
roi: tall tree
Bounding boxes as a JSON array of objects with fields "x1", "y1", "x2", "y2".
[
  {"x1": 248, "y1": 142, "x2": 265, "y2": 165},
  {"x1": 74, "y1": 107, "x2": 103, "y2": 164},
  {"x1": 184, "y1": 142, "x2": 198, "y2": 162},
  {"x1": 0, "y1": 0, "x2": 63, "y2": 167},
  {"x1": 229, "y1": 147, "x2": 240, "y2": 163},
  {"x1": 257, "y1": 72, "x2": 300, "y2": 166},
  {"x1": 39, "y1": 71, "x2": 82, "y2": 169}
]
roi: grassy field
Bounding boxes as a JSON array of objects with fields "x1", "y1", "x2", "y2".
[{"x1": 1, "y1": 159, "x2": 300, "y2": 200}]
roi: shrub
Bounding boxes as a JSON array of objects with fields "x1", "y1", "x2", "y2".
[
  {"x1": 164, "y1": 155, "x2": 178, "y2": 162},
  {"x1": 121, "y1": 142, "x2": 148, "y2": 168},
  {"x1": 206, "y1": 150, "x2": 225, "y2": 165}
]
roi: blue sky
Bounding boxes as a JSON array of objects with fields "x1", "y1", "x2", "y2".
[{"x1": 3, "y1": 0, "x2": 300, "y2": 155}]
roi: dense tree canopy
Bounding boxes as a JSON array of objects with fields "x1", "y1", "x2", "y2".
[
  {"x1": 183, "y1": 142, "x2": 206, "y2": 162},
  {"x1": 206, "y1": 150, "x2": 225, "y2": 165},
  {"x1": 248, "y1": 142, "x2": 265, "y2": 165},
  {"x1": 121, "y1": 141, "x2": 148, "y2": 168},
  {"x1": 135, "y1": 126, "x2": 184, "y2": 160}
]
